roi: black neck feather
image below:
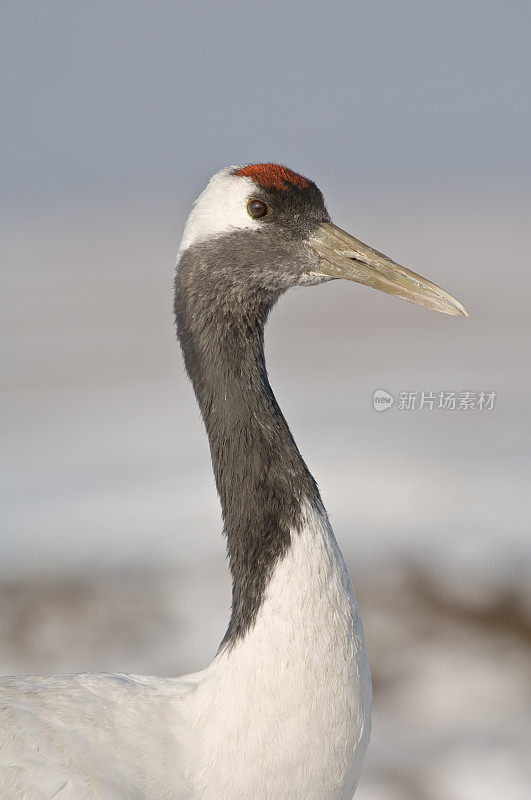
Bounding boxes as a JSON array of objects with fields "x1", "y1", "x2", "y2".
[{"x1": 175, "y1": 243, "x2": 321, "y2": 647}]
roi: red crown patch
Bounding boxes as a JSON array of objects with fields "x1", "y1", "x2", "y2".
[{"x1": 234, "y1": 164, "x2": 310, "y2": 192}]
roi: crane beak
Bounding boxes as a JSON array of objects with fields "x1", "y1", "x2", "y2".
[{"x1": 307, "y1": 222, "x2": 468, "y2": 317}]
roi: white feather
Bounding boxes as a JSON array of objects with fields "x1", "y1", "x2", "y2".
[
  {"x1": 177, "y1": 167, "x2": 261, "y2": 258},
  {"x1": 0, "y1": 503, "x2": 371, "y2": 799}
]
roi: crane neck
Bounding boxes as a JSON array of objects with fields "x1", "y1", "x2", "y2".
[{"x1": 174, "y1": 260, "x2": 321, "y2": 647}]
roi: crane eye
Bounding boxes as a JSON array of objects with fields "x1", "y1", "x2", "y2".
[{"x1": 247, "y1": 199, "x2": 268, "y2": 219}]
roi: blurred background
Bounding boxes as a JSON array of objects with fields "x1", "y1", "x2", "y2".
[{"x1": 2, "y1": 2, "x2": 530, "y2": 798}]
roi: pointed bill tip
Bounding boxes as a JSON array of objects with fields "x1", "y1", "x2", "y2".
[
  {"x1": 435, "y1": 296, "x2": 469, "y2": 317},
  {"x1": 437, "y1": 294, "x2": 469, "y2": 317}
]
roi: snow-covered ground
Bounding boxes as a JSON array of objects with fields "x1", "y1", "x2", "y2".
[{"x1": 2, "y1": 185, "x2": 530, "y2": 798}]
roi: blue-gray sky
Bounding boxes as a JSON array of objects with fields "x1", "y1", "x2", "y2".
[{"x1": 3, "y1": 0, "x2": 530, "y2": 206}]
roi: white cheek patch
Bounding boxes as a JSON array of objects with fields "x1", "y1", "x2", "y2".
[{"x1": 177, "y1": 168, "x2": 260, "y2": 258}]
